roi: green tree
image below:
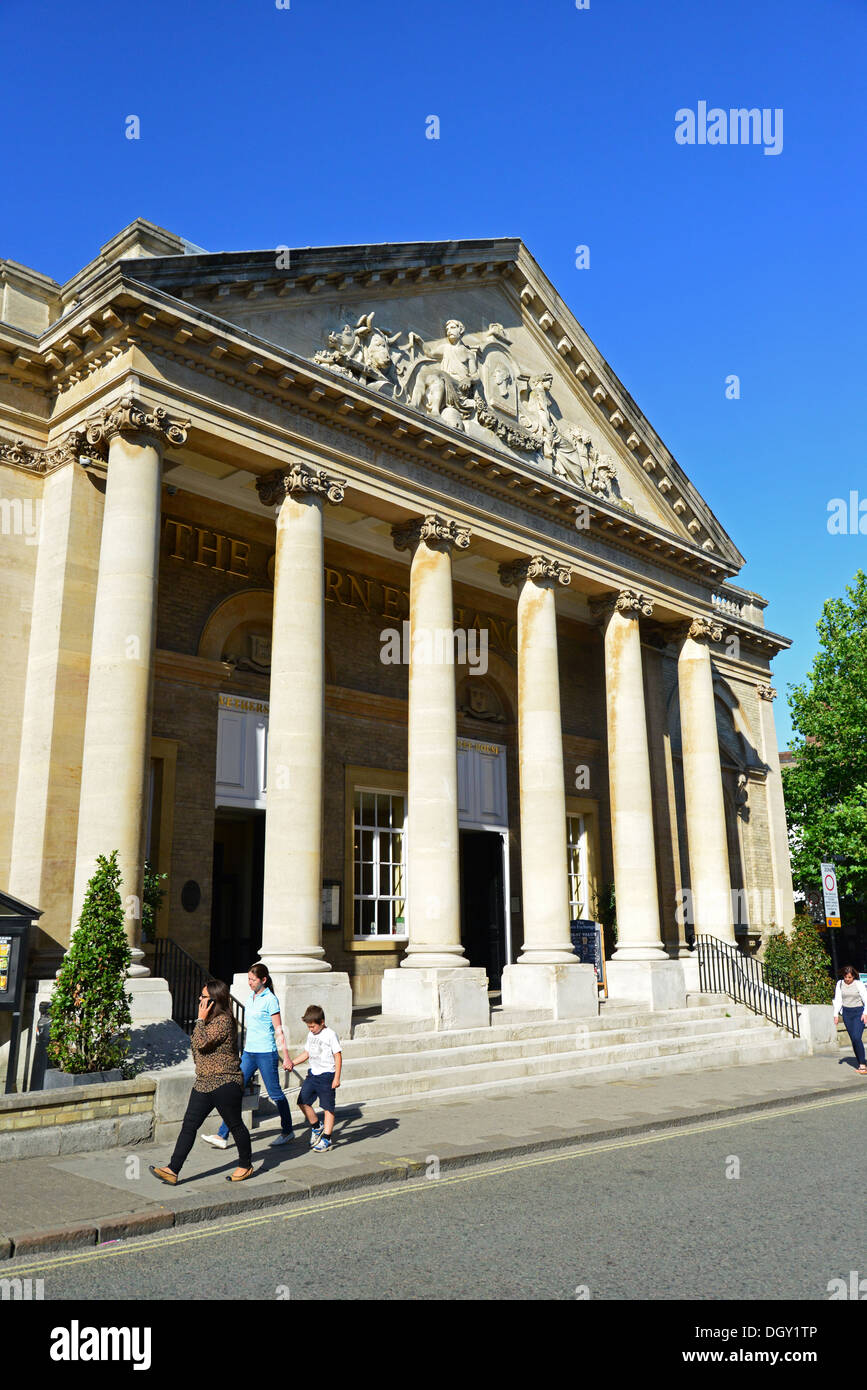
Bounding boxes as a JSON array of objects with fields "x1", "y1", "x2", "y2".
[
  {"x1": 48, "y1": 851, "x2": 133, "y2": 1074},
  {"x1": 783, "y1": 569, "x2": 867, "y2": 907},
  {"x1": 764, "y1": 914, "x2": 834, "y2": 1004}
]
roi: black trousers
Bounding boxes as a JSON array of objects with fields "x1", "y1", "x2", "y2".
[{"x1": 169, "y1": 1082, "x2": 252, "y2": 1172}]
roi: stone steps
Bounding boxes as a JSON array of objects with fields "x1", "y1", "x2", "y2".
[
  {"x1": 346, "y1": 1001, "x2": 755, "y2": 1055},
  {"x1": 321, "y1": 1005, "x2": 808, "y2": 1108},
  {"x1": 335, "y1": 1034, "x2": 808, "y2": 1111},
  {"x1": 342, "y1": 1012, "x2": 767, "y2": 1071}
]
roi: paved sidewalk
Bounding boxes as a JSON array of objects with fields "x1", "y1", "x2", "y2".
[{"x1": 2, "y1": 1051, "x2": 865, "y2": 1260}]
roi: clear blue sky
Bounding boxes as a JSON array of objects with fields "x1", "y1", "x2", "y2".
[{"x1": 2, "y1": 0, "x2": 864, "y2": 748}]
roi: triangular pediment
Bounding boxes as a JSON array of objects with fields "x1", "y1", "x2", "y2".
[{"x1": 124, "y1": 239, "x2": 743, "y2": 567}]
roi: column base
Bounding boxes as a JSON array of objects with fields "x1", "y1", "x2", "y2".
[
  {"x1": 501, "y1": 963, "x2": 598, "y2": 1020},
  {"x1": 610, "y1": 943, "x2": 669, "y2": 961},
  {"x1": 605, "y1": 960, "x2": 686, "y2": 1011},
  {"x1": 381, "y1": 968, "x2": 489, "y2": 1031},
  {"x1": 128, "y1": 947, "x2": 151, "y2": 979},
  {"x1": 235, "y1": 970, "x2": 353, "y2": 1041}
]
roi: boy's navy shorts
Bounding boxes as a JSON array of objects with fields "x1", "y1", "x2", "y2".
[{"x1": 299, "y1": 1070, "x2": 336, "y2": 1114}]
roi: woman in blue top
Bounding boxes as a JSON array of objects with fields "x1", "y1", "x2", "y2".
[{"x1": 202, "y1": 962, "x2": 295, "y2": 1149}]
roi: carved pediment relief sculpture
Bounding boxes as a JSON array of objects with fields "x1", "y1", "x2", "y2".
[
  {"x1": 311, "y1": 313, "x2": 635, "y2": 512},
  {"x1": 457, "y1": 677, "x2": 507, "y2": 724}
]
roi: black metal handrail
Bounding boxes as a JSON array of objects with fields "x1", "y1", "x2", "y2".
[
  {"x1": 696, "y1": 934, "x2": 800, "y2": 1037},
  {"x1": 152, "y1": 938, "x2": 245, "y2": 1048}
]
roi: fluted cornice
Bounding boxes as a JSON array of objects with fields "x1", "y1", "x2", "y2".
[
  {"x1": 498, "y1": 555, "x2": 573, "y2": 590},
  {"x1": 256, "y1": 463, "x2": 345, "y2": 508},
  {"x1": 391, "y1": 513, "x2": 471, "y2": 555},
  {"x1": 84, "y1": 394, "x2": 190, "y2": 450}
]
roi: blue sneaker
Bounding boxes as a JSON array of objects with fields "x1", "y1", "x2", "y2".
[
  {"x1": 310, "y1": 1122, "x2": 324, "y2": 1146},
  {"x1": 312, "y1": 1135, "x2": 332, "y2": 1152}
]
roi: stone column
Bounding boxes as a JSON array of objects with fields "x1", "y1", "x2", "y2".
[
  {"x1": 755, "y1": 683, "x2": 796, "y2": 932},
  {"x1": 380, "y1": 515, "x2": 489, "y2": 1030},
  {"x1": 497, "y1": 555, "x2": 597, "y2": 1019},
  {"x1": 247, "y1": 464, "x2": 353, "y2": 1038},
  {"x1": 677, "y1": 618, "x2": 735, "y2": 945},
  {"x1": 598, "y1": 590, "x2": 685, "y2": 1010},
  {"x1": 70, "y1": 398, "x2": 187, "y2": 1016}
]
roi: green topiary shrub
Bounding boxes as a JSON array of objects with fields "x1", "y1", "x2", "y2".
[
  {"x1": 763, "y1": 913, "x2": 834, "y2": 1004},
  {"x1": 48, "y1": 851, "x2": 133, "y2": 1074}
]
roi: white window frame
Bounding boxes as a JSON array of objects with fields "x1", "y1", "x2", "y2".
[
  {"x1": 352, "y1": 787, "x2": 408, "y2": 940},
  {"x1": 566, "y1": 812, "x2": 590, "y2": 921}
]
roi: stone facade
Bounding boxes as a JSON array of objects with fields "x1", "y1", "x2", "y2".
[{"x1": 0, "y1": 219, "x2": 795, "y2": 1031}]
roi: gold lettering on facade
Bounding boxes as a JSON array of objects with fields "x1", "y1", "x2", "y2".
[
  {"x1": 165, "y1": 519, "x2": 193, "y2": 559},
  {"x1": 381, "y1": 584, "x2": 403, "y2": 618},
  {"x1": 195, "y1": 529, "x2": 225, "y2": 571},
  {"x1": 325, "y1": 567, "x2": 347, "y2": 606},
  {"x1": 164, "y1": 517, "x2": 250, "y2": 578},
  {"x1": 228, "y1": 538, "x2": 250, "y2": 577},
  {"x1": 347, "y1": 574, "x2": 373, "y2": 612}
]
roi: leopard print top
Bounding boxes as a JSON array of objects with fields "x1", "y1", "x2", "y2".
[{"x1": 191, "y1": 1013, "x2": 243, "y2": 1092}]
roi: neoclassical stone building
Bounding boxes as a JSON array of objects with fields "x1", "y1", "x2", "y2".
[{"x1": 0, "y1": 219, "x2": 795, "y2": 1040}]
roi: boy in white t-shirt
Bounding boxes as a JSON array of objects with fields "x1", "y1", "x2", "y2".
[{"x1": 287, "y1": 1004, "x2": 342, "y2": 1151}]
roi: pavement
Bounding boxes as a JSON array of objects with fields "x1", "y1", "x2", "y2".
[{"x1": 2, "y1": 1049, "x2": 865, "y2": 1261}]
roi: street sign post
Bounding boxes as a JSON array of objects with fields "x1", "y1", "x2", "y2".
[{"x1": 820, "y1": 863, "x2": 841, "y2": 976}]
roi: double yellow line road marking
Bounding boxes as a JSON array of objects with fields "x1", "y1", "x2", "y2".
[{"x1": 10, "y1": 1089, "x2": 865, "y2": 1278}]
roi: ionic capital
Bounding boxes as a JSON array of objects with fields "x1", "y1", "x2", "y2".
[
  {"x1": 756, "y1": 682, "x2": 777, "y2": 701},
  {"x1": 589, "y1": 588, "x2": 654, "y2": 620},
  {"x1": 681, "y1": 615, "x2": 725, "y2": 645},
  {"x1": 256, "y1": 463, "x2": 346, "y2": 508},
  {"x1": 498, "y1": 555, "x2": 572, "y2": 590},
  {"x1": 85, "y1": 394, "x2": 190, "y2": 451},
  {"x1": 392, "y1": 513, "x2": 471, "y2": 554}
]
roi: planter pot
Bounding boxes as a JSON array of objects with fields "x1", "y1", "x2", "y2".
[{"x1": 43, "y1": 1068, "x2": 123, "y2": 1090}]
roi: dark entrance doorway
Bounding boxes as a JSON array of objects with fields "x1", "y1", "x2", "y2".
[
  {"x1": 211, "y1": 810, "x2": 265, "y2": 982},
  {"x1": 459, "y1": 829, "x2": 506, "y2": 989}
]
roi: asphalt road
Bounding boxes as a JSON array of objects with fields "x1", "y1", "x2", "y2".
[{"x1": 11, "y1": 1094, "x2": 863, "y2": 1301}]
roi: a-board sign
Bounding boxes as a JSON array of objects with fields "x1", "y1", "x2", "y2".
[{"x1": 570, "y1": 919, "x2": 607, "y2": 998}]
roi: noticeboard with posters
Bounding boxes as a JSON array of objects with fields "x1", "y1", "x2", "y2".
[
  {"x1": 569, "y1": 919, "x2": 607, "y2": 998},
  {"x1": 0, "y1": 934, "x2": 16, "y2": 1004}
]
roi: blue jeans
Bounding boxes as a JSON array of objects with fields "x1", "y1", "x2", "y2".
[
  {"x1": 841, "y1": 1007, "x2": 866, "y2": 1067},
  {"x1": 218, "y1": 1051, "x2": 293, "y2": 1137}
]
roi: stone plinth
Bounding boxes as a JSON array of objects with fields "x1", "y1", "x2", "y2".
[
  {"x1": 606, "y1": 959, "x2": 687, "y2": 1011},
  {"x1": 501, "y1": 962, "x2": 598, "y2": 1019},
  {"x1": 380, "y1": 967, "x2": 489, "y2": 1031}
]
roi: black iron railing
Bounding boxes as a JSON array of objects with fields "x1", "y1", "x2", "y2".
[
  {"x1": 696, "y1": 934, "x2": 800, "y2": 1037},
  {"x1": 153, "y1": 938, "x2": 245, "y2": 1048}
]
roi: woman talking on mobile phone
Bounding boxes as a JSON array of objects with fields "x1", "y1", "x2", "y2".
[
  {"x1": 202, "y1": 962, "x2": 295, "y2": 1151},
  {"x1": 149, "y1": 979, "x2": 254, "y2": 1185}
]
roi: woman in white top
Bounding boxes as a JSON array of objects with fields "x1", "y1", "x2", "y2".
[{"x1": 832, "y1": 964, "x2": 867, "y2": 1074}]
